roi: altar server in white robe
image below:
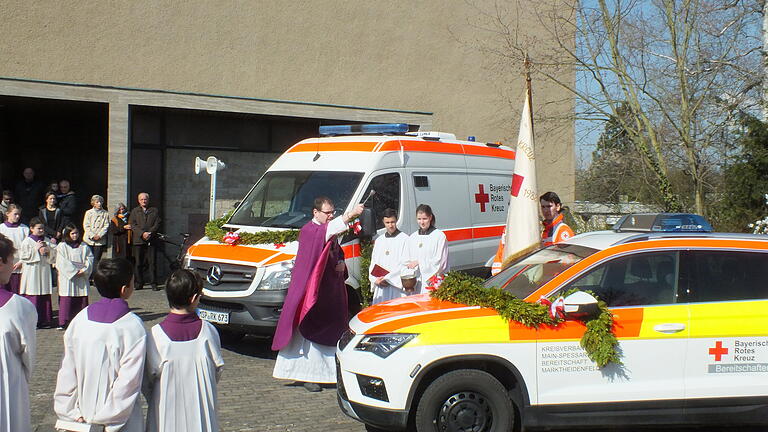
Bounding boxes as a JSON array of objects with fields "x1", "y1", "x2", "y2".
[
  {"x1": 368, "y1": 208, "x2": 410, "y2": 304},
  {"x1": 0, "y1": 205, "x2": 29, "y2": 294},
  {"x1": 0, "y1": 233, "x2": 37, "y2": 432},
  {"x1": 55, "y1": 224, "x2": 93, "y2": 329},
  {"x1": 144, "y1": 269, "x2": 224, "y2": 432},
  {"x1": 54, "y1": 258, "x2": 146, "y2": 432},
  {"x1": 406, "y1": 204, "x2": 449, "y2": 294},
  {"x1": 19, "y1": 218, "x2": 56, "y2": 327}
]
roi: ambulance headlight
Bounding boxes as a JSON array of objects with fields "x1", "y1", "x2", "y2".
[
  {"x1": 256, "y1": 262, "x2": 294, "y2": 291},
  {"x1": 355, "y1": 333, "x2": 417, "y2": 358}
]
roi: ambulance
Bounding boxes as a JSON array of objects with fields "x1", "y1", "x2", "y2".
[
  {"x1": 186, "y1": 123, "x2": 516, "y2": 339},
  {"x1": 336, "y1": 215, "x2": 768, "y2": 431}
]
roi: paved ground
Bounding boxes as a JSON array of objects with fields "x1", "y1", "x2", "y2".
[{"x1": 29, "y1": 287, "x2": 365, "y2": 432}]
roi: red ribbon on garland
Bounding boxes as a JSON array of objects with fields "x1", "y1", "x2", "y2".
[
  {"x1": 348, "y1": 218, "x2": 362, "y2": 235},
  {"x1": 425, "y1": 274, "x2": 445, "y2": 291},
  {"x1": 274, "y1": 242, "x2": 285, "y2": 249},
  {"x1": 538, "y1": 295, "x2": 565, "y2": 320},
  {"x1": 223, "y1": 231, "x2": 240, "y2": 246}
]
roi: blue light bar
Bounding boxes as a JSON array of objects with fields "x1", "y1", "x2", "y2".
[
  {"x1": 319, "y1": 123, "x2": 409, "y2": 136},
  {"x1": 613, "y1": 213, "x2": 713, "y2": 233}
]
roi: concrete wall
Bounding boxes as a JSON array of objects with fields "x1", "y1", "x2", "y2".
[
  {"x1": 0, "y1": 1, "x2": 575, "y2": 201},
  {"x1": 164, "y1": 148, "x2": 282, "y2": 240}
]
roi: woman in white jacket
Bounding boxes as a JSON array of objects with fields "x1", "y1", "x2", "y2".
[{"x1": 82, "y1": 195, "x2": 109, "y2": 270}]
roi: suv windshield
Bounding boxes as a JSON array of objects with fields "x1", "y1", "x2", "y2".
[
  {"x1": 227, "y1": 171, "x2": 364, "y2": 228},
  {"x1": 485, "y1": 244, "x2": 598, "y2": 299}
]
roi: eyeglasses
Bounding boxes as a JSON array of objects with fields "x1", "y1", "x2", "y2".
[{"x1": 319, "y1": 209, "x2": 335, "y2": 215}]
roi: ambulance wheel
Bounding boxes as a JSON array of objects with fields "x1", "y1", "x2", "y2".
[
  {"x1": 415, "y1": 369, "x2": 513, "y2": 432},
  {"x1": 216, "y1": 327, "x2": 245, "y2": 344}
]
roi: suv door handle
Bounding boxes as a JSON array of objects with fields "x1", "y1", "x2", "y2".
[{"x1": 654, "y1": 323, "x2": 686, "y2": 333}]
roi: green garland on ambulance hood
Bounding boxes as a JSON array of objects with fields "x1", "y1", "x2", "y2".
[
  {"x1": 430, "y1": 272, "x2": 621, "y2": 368},
  {"x1": 204, "y1": 212, "x2": 299, "y2": 246}
]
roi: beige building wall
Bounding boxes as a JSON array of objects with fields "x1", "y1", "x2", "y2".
[{"x1": 0, "y1": 0, "x2": 575, "y2": 201}]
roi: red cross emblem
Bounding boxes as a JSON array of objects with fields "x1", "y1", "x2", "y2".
[
  {"x1": 708, "y1": 341, "x2": 728, "y2": 361},
  {"x1": 474, "y1": 184, "x2": 490, "y2": 212}
]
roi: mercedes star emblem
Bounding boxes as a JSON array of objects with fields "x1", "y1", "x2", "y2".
[{"x1": 206, "y1": 265, "x2": 223, "y2": 286}]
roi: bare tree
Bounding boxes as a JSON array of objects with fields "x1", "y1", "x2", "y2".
[{"x1": 465, "y1": 0, "x2": 762, "y2": 213}]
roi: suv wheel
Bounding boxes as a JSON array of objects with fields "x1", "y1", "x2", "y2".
[{"x1": 415, "y1": 369, "x2": 514, "y2": 432}]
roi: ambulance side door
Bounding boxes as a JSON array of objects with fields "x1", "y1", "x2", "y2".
[
  {"x1": 682, "y1": 249, "x2": 768, "y2": 405},
  {"x1": 537, "y1": 251, "x2": 688, "y2": 408}
]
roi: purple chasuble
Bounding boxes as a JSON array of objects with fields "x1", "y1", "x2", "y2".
[
  {"x1": 87, "y1": 297, "x2": 130, "y2": 323},
  {"x1": 159, "y1": 312, "x2": 202, "y2": 341},
  {"x1": 0, "y1": 289, "x2": 12, "y2": 308},
  {"x1": 271, "y1": 221, "x2": 349, "y2": 350}
]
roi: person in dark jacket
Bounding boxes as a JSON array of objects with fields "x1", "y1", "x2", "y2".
[
  {"x1": 57, "y1": 180, "x2": 78, "y2": 224},
  {"x1": 39, "y1": 192, "x2": 65, "y2": 243},
  {"x1": 109, "y1": 203, "x2": 132, "y2": 261},
  {"x1": 14, "y1": 168, "x2": 45, "y2": 225},
  {"x1": 128, "y1": 192, "x2": 161, "y2": 290}
]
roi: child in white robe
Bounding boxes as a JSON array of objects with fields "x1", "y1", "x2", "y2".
[
  {"x1": 0, "y1": 205, "x2": 29, "y2": 294},
  {"x1": 369, "y1": 208, "x2": 410, "y2": 304},
  {"x1": 19, "y1": 217, "x2": 56, "y2": 328},
  {"x1": 0, "y1": 233, "x2": 37, "y2": 432},
  {"x1": 144, "y1": 269, "x2": 224, "y2": 432},
  {"x1": 54, "y1": 258, "x2": 146, "y2": 432},
  {"x1": 55, "y1": 224, "x2": 94, "y2": 329},
  {"x1": 406, "y1": 204, "x2": 449, "y2": 294}
]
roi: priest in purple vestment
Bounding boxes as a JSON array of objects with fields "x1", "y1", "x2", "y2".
[{"x1": 272, "y1": 197, "x2": 364, "y2": 392}]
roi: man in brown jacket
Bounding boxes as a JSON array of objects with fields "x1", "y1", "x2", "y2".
[{"x1": 128, "y1": 192, "x2": 161, "y2": 290}]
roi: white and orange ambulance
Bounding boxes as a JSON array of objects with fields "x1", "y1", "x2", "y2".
[
  {"x1": 337, "y1": 214, "x2": 768, "y2": 431},
  {"x1": 185, "y1": 124, "x2": 515, "y2": 339}
]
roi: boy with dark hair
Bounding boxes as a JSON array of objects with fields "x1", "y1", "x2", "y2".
[
  {"x1": 144, "y1": 269, "x2": 224, "y2": 432},
  {"x1": 0, "y1": 233, "x2": 37, "y2": 432},
  {"x1": 19, "y1": 217, "x2": 56, "y2": 328},
  {"x1": 54, "y1": 258, "x2": 146, "y2": 432},
  {"x1": 368, "y1": 208, "x2": 409, "y2": 303}
]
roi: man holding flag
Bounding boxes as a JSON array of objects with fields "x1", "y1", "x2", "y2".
[{"x1": 271, "y1": 197, "x2": 364, "y2": 392}]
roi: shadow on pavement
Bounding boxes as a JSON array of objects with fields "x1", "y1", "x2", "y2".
[{"x1": 221, "y1": 335, "x2": 277, "y2": 360}]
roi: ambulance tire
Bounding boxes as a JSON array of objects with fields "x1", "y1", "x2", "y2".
[{"x1": 415, "y1": 369, "x2": 514, "y2": 432}]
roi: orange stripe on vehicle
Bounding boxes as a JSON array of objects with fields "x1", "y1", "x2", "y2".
[
  {"x1": 261, "y1": 253, "x2": 295, "y2": 266},
  {"x1": 465, "y1": 145, "x2": 515, "y2": 159},
  {"x1": 365, "y1": 307, "x2": 498, "y2": 334},
  {"x1": 187, "y1": 244, "x2": 275, "y2": 263},
  {"x1": 378, "y1": 139, "x2": 515, "y2": 159},
  {"x1": 442, "y1": 225, "x2": 505, "y2": 243},
  {"x1": 287, "y1": 141, "x2": 379, "y2": 153},
  {"x1": 514, "y1": 307, "x2": 644, "y2": 341},
  {"x1": 444, "y1": 228, "x2": 473, "y2": 242},
  {"x1": 341, "y1": 243, "x2": 361, "y2": 258}
]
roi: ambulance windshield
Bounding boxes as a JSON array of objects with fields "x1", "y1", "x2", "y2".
[
  {"x1": 486, "y1": 244, "x2": 598, "y2": 299},
  {"x1": 228, "y1": 171, "x2": 364, "y2": 228}
]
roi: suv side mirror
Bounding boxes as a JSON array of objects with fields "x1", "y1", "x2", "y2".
[
  {"x1": 359, "y1": 208, "x2": 375, "y2": 239},
  {"x1": 563, "y1": 291, "x2": 600, "y2": 320}
]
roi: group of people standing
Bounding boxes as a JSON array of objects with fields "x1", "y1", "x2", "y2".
[
  {"x1": 0, "y1": 172, "x2": 163, "y2": 328},
  {"x1": 0, "y1": 237, "x2": 224, "y2": 432},
  {"x1": 271, "y1": 198, "x2": 449, "y2": 393}
]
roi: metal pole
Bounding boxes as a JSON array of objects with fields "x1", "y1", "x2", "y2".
[{"x1": 210, "y1": 168, "x2": 217, "y2": 221}]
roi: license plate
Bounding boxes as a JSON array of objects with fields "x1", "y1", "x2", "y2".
[{"x1": 197, "y1": 308, "x2": 229, "y2": 324}]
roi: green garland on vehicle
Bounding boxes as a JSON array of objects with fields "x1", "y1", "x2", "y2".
[
  {"x1": 204, "y1": 212, "x2": 300, "y2": 245},
  {"x1": 430, "y1": 272, "x2": 621, "y2": 368}
]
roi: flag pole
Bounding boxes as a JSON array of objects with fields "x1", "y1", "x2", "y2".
[{"x1": 524, "y1": 54, "x2": 534, "y2": 136}]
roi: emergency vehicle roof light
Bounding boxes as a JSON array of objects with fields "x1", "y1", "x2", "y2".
[
  {"x1": 612, "y1": 213, "x2": 713, "y2": 233},
  {"x1": 319, "y1": 123, "x2": 409, "y2": 136}
]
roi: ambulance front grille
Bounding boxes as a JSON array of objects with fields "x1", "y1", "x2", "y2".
[{"x1": 189, "y1": 259, "x2": 258, "y2": 292}]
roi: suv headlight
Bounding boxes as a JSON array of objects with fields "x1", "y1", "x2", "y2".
[
  {"x1": 256, "y1": 261, "x2": 294, "y2": 291},
  {"x1": 354, "y1": 333, "x2": 417, "y2": 358}
]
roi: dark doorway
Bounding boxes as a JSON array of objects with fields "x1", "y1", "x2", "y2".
[{"x1": 0, "y1": 95, "x2": 108, "y2": 224}]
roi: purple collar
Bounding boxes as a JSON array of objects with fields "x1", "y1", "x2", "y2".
[
  {"x1": 65, "y1": 240, "x2": 81, "y2": 248},
  {"x1": 3, "y1": 221, "x2": 19, "y2": 228},
  {"x1": 29, "y1": 234, "x2": 44, "y2": 242},
  {"x1": 87, "y1": 298, "x2": 130, "y2": 323},
  {"x1": 0, "y1": 289, "x2": 12, "y2": 308},
  {"x1": 159, "y1": 312, "x2": 202, "y2": 341}
]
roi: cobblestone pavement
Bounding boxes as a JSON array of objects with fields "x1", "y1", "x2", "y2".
[{"x1": 29, "y1": 287, "x2": 365, "y2": 432}]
